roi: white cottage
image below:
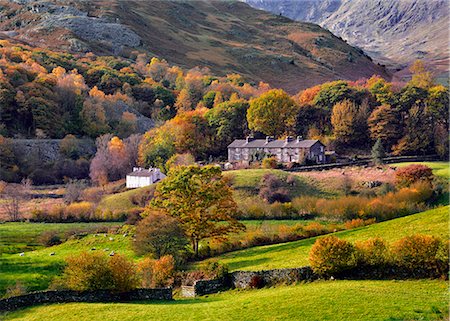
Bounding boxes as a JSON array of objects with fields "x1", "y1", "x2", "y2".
[{"x1": 126, "y1": 167, "x2": 166, "y2": 189}]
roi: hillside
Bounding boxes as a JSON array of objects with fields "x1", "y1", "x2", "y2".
[
  {"x1": 245, "y1": 0, "x2": 449, "y2": 82},
  {"x1": 0, "y1": 0, "x2": 389, "y2": 93},
  {"x1": 213, "y1": 206, "x2": 449, "y2": 271},
  {"x1": 3, "y1": 280, "x2": 447, "y2": 321}
]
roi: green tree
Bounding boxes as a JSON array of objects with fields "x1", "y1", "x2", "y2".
[
  {"x1": 247, "y1": 89, "x2": 298, "y2": 137},
  {"x1": 206, "y1": 99, "x2": 249, "y2": 155},
  {"x1": 371, "y1": 139, "x2": 386, "y2": 165},
  {"x1": 150, "y1": 165, "x2": 245, "y2": 256}
]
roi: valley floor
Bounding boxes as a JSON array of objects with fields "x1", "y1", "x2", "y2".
[{"x1": 2, "y1": 280, "x2": 448, "y2": 321}]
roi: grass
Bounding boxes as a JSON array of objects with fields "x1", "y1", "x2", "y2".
[
  {"x1": 224, "y1": 169, "x2": 335, "y2": 202},
  {"x1": 0, "y1": 230, "x2": 133, "y2": 295},
  {"x1": 390, "y1": 161, "x2": 449, "y2": 179},
  {"x1": 0, "y1": 219, "x2": 318, "y2": 294},
  {"x1": 212, "y1": 206, "x2": 449, "y2": 271},
  {"x1": 98, "y1": 185, "x2": 154, "y2": 211},
  {"x1": 2, "y1": 280, "x2": 448, "y2": 321},
  {"x1": 0, "y1": 222, "x2": 121, "y2": 255}
]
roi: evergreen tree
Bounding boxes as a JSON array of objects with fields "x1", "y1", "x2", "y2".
[{"x1": 371, "y1": 138, "x2": 386, "y2": 165}]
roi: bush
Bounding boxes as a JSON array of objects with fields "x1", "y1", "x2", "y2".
[
  {"x1": 62, "y1": 252, "x2": 139, "y2": 292},
  {"x1": 259, "y1": 173, "x2": 290, "y2": 203},
  {"x1": 39, "y1": 230, "x2": 63, "y2": 247},
  {"x1": 391, "y1": 234, "x2": 442, "y2": 271},
  {"x1": 4, "y1": 281, "x2": 27, "y2": 298},
  {"x1": 63, "y1": 252, "x2": 114, "y2": 291},
  {"x1": 395, "y1": 164, "x2": 434, "y2": 188},
  {"x1": 200, "y1": 259, "x2": 228, "y2": 279},
  {"x1": 309, "y1": 236, "x2": 356, "y2": 276},
  {"x1": 137, "y1": 255, "x2": 175, "y2": 288},
  {"x1": 262, "y1": 157, "x2": 279, "y2": 169},
  {"x1": 109, "y1": 254, "x2": 140, "y2": 292},
  {"x1": 64, "y1": 201, "x2": 95, "y2": 221},
  {"x1": 129, "y1": 185, "x2": 156, "y2": 207},
  {"x1": 354, "y1": 237, "x2": 388, "y2": 266},
  {"x1": 134, "y1": 210, "x2": 188, "y2": 260}
]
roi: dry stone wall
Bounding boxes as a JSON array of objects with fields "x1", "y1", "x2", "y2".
[{"x1": 0, "y1": 288, "x2": 172, "y2": 312}]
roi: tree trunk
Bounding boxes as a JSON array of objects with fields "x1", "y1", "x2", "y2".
[{"x1": 193, "y1": 239, "x2": 199, "y2": 257}]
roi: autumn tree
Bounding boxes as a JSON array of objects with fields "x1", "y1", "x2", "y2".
[
  {"x1": 247, "y1": 89, "x2": 298, "y2": 137},
  {"x1": 331, "y1": 99, "x2": 369, "y2": 146},
  {"x1": 409, "y1": 60, "x2": 433, "y2": 89},
  {"x1": 368, "y1": 105, "x2": 402, "y2": 150},
  {"x1": 150, "y1": 165, "x2": 245, "y2": 256},
  {"x1": 134, "y1": 210, "x2": 188, "y2": 259},
  {"x1": 392, "y1": 105, "x2": 433, "y2": 156}
]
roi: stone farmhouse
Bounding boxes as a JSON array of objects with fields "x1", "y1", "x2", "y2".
[
  {"x1": 228, "y1": 136, "x2": 326, "y2": 164},
  {"x1": 126, "y1": 167, "x2": 166, "y2": 188}
]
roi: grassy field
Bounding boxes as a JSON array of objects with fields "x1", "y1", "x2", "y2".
[
  {"x1": 0, "y1": 219, "x2": 318, "y2": 294},
  {"x1": 0, "y1": 222, "x2": 122, "y2": 255},
  {"x1": 390, "y1": 161, "x2": 449, "y2": 178},
  {"x1": 224, "y1": 169, "x2": 335, "y2": 200},
  {"x1": 212, "y1": 206, "x2": 449, "y2": 271},
  {"x1": 2, "y1": 280, "x2": 448, "y2": 321},
  {"x1": 98, "y1": 185, "x2": 154, "y2": 211}
]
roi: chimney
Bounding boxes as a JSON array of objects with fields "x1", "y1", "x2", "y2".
[
  {"x1": 246, "y1": 136, "x2": 255, "y2": 143},
  {"x1": 266, "y1": 136, "x2": 274, "y2": 143},
  {"x1": 285, "y1": 136, "x2": 293, "y2": 143},
  {"x1": 296, "y1": 136, "x2": 303, "y2": 143}
]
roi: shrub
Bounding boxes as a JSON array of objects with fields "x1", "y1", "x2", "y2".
[
  {"x1": 309, "y1": 236, "x2": 356, "y2": 276},
  {"x1": 64, "y1": 201, "x2": 94, "y2": 221},
  {"x1": 435, "y1": 240, "x2": 449, "y2": 276},
  {"x1": 109, "y1": 254, "x2": 140, "y2": 292},
  {"x1": 354, "y1": 237, "x2": 389, "y2": 266},
  {"x1": 63, "y1": 252, "x2": 114, "y2": 291},
  {"x1": 129, "y1": 185, "x2": 156, "y2": 207},
  {"x1": 395, "y1": 164, "x2": 434, "y2": 188},
  {"x1": 4, "y1": 281, "x2": 27, "y2": 298},
  {"x1": 39, "y1": 230, "x2": 63, "y2": 247},
  {"x1": 62, "y1": 252, "x2": 139, "y2": 292},
  {"x1": 259, "y1": 173, "x2": 290, "y2": 203},
  {"x1": 262, "y1": 157, "x2": 279, "y2": 169},
  {"x1": 391, "y1": 234, "x2": 442, "y2": 271},
  {"x1": 134, "y1": 210, "x2": 188, "y2": 260},
  {"x1": 200, "y1": 259, "x2": 229, "y2": 279},
  {"x1": 138, "y1": 255, "x2": 175, "y2": 288},
  {"x1": 344, "y1": 218, "x2": 376, "y2": 230}
]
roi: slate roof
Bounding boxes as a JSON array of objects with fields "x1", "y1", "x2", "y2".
[
  {"x1": 127, "y1": 169, "x2": 157, "y2": 177},
  {"x1": 228, "y1": 139, "x2": 323, "y2": 149}
]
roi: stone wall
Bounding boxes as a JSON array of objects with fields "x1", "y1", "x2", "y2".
[
  {"x1": 0, "y1": 288, "x2": 172, "y2": 311},
  {"x1": 181, "y1": 267, "x2": 317, "y2": 297},
  {"x1": 231, "y1": 267, "x2": 317, "y2": 289}
]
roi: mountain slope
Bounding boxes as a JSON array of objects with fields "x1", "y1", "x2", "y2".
[
  {"x1": 0, "y1": 0, "x2": 389, "y2": 93},
  {"x1": 245, "y1": 0, "x2": 449, "y2": 79}
]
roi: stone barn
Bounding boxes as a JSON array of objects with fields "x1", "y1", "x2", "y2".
[{"x1": 126, "y1": 167, "x2": 166, "y2": 188}]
